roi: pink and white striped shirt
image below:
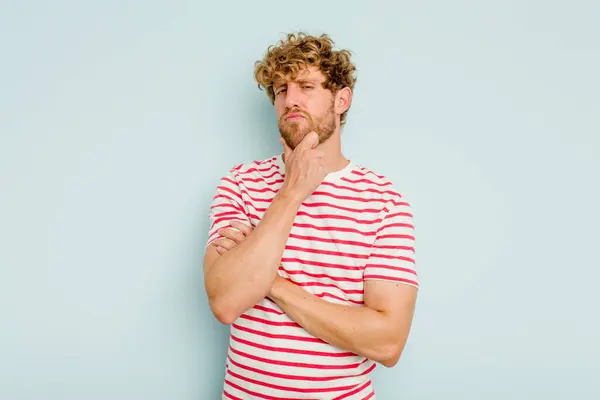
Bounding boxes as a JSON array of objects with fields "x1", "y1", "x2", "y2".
[{"x1": 206, "y1": 153, "x2": 418, "y2": 399}]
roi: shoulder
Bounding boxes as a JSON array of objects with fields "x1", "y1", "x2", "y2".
[
  {"x1": 223, "y1": 155, "x2": 281, "y2": 183},
  {"x1": 230, "y1": 155, "x2": 278, "y2": 174},
  {"x1": 347, "y1": 164, "x2": 406, "y2": 203},
  {"x1": 349, "y1": 164, "x2": 414, "y2": 227}
]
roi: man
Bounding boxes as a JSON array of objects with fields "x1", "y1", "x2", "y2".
[{"x1": 203, "y1": 32, "x2": 419, "y2": 399}]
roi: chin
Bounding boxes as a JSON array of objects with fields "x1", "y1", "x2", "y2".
[{"x1": 280, "y1": 126, "x2": 310, "y2": 148}]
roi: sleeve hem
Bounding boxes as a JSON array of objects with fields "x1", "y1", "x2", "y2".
[{"x1": 363, "y1": 275, "x2": 419, "y2": 288}]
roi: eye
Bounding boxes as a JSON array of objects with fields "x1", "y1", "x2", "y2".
[
  {"x1": 276, "y1": 88, "x2": 287, "y2": 95},
  {"x1": 303, "y1": 85, "x2": 314, "y2": 89}
]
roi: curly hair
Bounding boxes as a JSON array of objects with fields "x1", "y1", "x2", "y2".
[{"x1": 254, "y1": 32, "x2": 357, "y2": 126}]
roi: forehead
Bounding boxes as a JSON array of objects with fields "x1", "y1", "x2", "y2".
[{"x1": 273, "y1": 66, "x2": 326, "y2": 87}]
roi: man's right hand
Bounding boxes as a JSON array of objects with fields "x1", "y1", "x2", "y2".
[{"x1": 279, "y1": 131, "x2": 327, "y2": 204}]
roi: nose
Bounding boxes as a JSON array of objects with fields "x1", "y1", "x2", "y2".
[{"x1": 284, "y1": 84, "x2": 303, "y2": 110}]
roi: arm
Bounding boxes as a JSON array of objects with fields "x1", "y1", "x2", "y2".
[
  {"x1": 269, "y1": 277, "x2": 417, "y2": 367},
  {"x1": 269, "y1": 194, "x2": 419, "y2": 367},
  {"x1": 203, "y1": 132, "x2": 326, "y2": 325},
  {"x1": 204, "y1": 187, "x2": 301, "y2": 325},
  {"x1": 213, "y1": 225, "x2": 416, "y2": 365}
]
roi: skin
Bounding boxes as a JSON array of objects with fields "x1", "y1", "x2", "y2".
[
  {"x1": 203, "y1": 132, "x2": 325, "y2": 325},
  {"x1": 203, "y1": 65, "x2": 418, "y2": 367},
  {"x1": 274, "y1": 65, "x2": 352, "y2": 172}
]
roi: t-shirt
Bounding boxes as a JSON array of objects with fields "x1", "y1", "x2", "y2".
[{"x1": 205, "y1": 153, "x2": 418, "y2": 400}]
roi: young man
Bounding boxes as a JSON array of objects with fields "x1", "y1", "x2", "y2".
[{"x1": 203, "y1": 33, "x2": 419, "y2": 399}]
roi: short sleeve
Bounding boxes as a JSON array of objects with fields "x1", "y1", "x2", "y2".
[
  {"x1": 363, "y1": 196, "x2": 418, "y2": 288},
  {"x1": 205, "y1": 170, "x2": 252, "y2": 249}
]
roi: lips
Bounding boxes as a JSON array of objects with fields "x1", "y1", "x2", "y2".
[{"x1": 285, "y1": 113, "x2": 305, "y2": 121}]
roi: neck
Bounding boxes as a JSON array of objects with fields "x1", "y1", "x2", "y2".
[
  {"x1": 281, "y1": 129, "x2": 350, "y2": 174},
  {"x1": 316, "y1": 130, "x2": 349, "y2": 174}
]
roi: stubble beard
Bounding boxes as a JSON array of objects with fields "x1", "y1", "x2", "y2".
[{"x1": 278, "y1": 102, "x2": 336, "y2": 150}]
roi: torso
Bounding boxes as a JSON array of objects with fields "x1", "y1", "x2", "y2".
[{"x1": 214, "y1": 154, "x2": 406, "y2": 400}]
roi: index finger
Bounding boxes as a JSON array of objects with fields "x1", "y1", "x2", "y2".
[
  {"x1": 229, "y1": 221, "x2": 253, "y2": 236},
  {"x1": 280, "y1": 137, "x2": 292, "y2": 163},
  {"x1": 297, "y1": 131, "x2": 319, "y2": 150}
]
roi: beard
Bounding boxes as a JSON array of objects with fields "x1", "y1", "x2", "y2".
[{"x1": 278, "y1": 101, "x2": 336, "y2": 150}]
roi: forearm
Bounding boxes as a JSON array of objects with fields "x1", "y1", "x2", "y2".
[
  {"x1": 269, "y1": 278, "x2": 403, "y2": 366},
  {"x1": 205, "y1": 191, "x2": 301, "y2": 323}
]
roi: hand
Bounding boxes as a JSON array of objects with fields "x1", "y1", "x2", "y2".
[
  {"x1": 279, "y1": 131, "x2": 327, "y2": 204},
  {"x1": 213, "y1": 221, "x2": 253, "y2": 254},
  {"x1": 214, "y1": 223, "x2": 291, "y2": 297}
]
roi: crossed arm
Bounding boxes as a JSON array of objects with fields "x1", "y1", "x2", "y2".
[
  {"x1": 208, "y1": 221, "x2": 418, "y2": 367},
  {"x1": 269, "y1": 274, "x2": 417, "y2": 367}
]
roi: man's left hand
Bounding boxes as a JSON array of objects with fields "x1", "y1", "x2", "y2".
[
  {"x1": 214, "y1": 222, "x2": 290, "y2": 291},
  {"x1": 213, "y1": 221, "x2": 253, "y2": 254}
]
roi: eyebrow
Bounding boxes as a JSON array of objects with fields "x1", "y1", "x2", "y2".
[
  {"x1": 274, "y1": 78, "x2": 318, "y2": 89},
  {"x1": 296, "y1": 79, "x2": 317, "y2": 85}
]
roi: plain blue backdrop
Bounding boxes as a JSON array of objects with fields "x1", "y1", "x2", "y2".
[{"x1": 1, "y1": 1, "x2": 598, "y2": 399}]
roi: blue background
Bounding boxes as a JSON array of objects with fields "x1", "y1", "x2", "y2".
[{"x1": 1, "y1": 1, "x2": 598, "y2": 398}]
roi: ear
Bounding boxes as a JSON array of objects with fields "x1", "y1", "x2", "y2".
[{"x1": 334, "y1": 87, "x2": 352, "y2": 115}]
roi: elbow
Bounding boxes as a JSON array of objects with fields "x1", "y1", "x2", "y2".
[
  {"x1": 376, "y1": 342, "x2": 404, "y2": 368},
  {"x1": 205, "y1": 282, "x2": 240, "y2": 325},
  {"x1": 213, "y1": 309, "x2": 237, "y2": 326},
  {"x1": 209, "y1": 298, "x2": 238, "y2": 326},
  {"x1": 380, "y1": 353, "x2": 401, "y2": 368},
  {"x1": 369, "y1": 320, "x2": 407, "y2": 367}
]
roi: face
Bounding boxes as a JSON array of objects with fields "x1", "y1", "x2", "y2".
[{"x1": 273, "y1": 66, "x2": 337, "y2": 149}]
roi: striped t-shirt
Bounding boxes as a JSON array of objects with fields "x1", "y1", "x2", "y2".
[{"x1": 206, "y1": 153, "x2": 418, "y2": 399}]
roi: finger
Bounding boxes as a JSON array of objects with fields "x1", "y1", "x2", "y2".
[
  {"x1": 216, "y1": 245, "x2": 226, "y2": 254},
  {"x1": 280, "y1": 137, "x2": 292, "y2": 162},
  {"x1": 230, "y1": 221, "x2": 253, "y2": 236},
  {"x1": 298, "y1": 131, "x2": 319, "y2": 149},
  {"x1": 222, "y1": 238, "x2": 237, "y2": 249},
  {"x1": 214, "y1": 237, "x2": 236, "y2": 250},
  {"x1": 218, "y1": 228, "x2": 245, "y2": 243}
]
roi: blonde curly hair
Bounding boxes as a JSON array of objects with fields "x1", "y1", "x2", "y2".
[{"x1": 254, "y1": 32, "x2": 357, "y2": 126}]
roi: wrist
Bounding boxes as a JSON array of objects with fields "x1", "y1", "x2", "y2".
[{"x1": 276, "y1": 186, "x2": 304, "y2": 207}]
